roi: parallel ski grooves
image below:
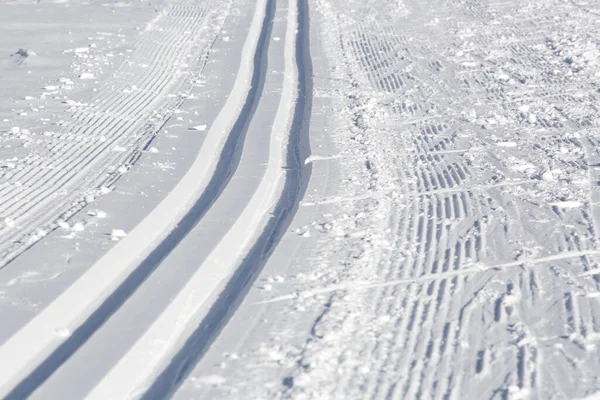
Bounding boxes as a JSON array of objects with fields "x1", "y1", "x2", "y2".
[{"x1": 138, "y1": 0, "x2": 312, "y2": 397}]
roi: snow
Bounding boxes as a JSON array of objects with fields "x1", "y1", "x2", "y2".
[
  {"x1": 191, "y1": 124, "x2": 207, "y2": 131},
  {"x1": 0, "y1": 0, "x2": 599, "y2": 398}
]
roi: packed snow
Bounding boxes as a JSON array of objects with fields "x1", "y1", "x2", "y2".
[{"x1": 1, "y1": 0, "x2": 600, "y2": 399}]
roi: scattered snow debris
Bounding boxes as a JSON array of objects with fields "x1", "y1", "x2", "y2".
[
  {"x1": 148, "y1": 147, "x2": 159, "y2": 153},
  {"x1": 191, "y1": 124, "x2": 207, "y2": 131},
  {"x1": 79, "y1": 72, "x2": 95, "y2": 80},
  {"x1": 111, "y1": 229, "x2": 127, "y2": 240},
  {"x1": 551, "y1": 201, "x2": 583, "y2": 209},
  {"x1": 273, "y1": 37, "x2": 281, "y2": 41},
  {"x1": 112, "y1": 146, "x2": 126, "y2": 152},
  {"x1": 118, "y1": 165, "x2": 128, "y2": 174},
  {"x1": 10, "y1": 127, "x2": 20, "y2": 135},
  {"x1": 72, "y1": 222, "x2": 85, "y2": 232},
  {"x1": 100, "y1": 186, "x2": 113, "y2": 194},
  {"x1": 222, "y1": 36, "x2": 230, "y2": 42},
  {"x1": 85, "y1": 194, "x2": 95, "y2": 203},
  {"x1": 44, "y1": 85, "x2": 58, "y2": 91},
  {"x1": 4, "y1": 217, "x2": 15, "y2": 228}
]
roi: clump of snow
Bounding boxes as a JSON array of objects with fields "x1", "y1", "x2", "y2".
[
  {"x1": 54, "y1": 328, "x2": 71, "y2": 338},
  {"x1": 79, "y1": 72, "x2": 95, "y2": 80},
  {"x1": 88, "y1": 210, "x2": 107, "y2": 218},
  {"x1": 262, "y1": 283, "x2": 273, "y2": 291},
  {"x1": 495, "y1": 141, "x2": 517, "y2": 148},
  {"x1": 551, "y1": 201, "x2": 582, "y2": 209},
  {"x1": 57, "y1": 220, "x2": 70, "y2": 229},
  {"x1": 111, "y1": 229, "x2": 127, "y2": 240},
  {"x1": 191, "y1": 124, "x2": 207, "y2": 131},
  {"x1": 190, "y1": 375, "x2": 226, "y2": 386},
  {"x1": 540, "y1": 171, "x2": 555, "y2": 181}
]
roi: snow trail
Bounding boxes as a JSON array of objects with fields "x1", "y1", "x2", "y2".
[
  {"x1": 0, "y1": 0, "x2": 271, "y2": 396},
  {"x1": 84, "y1": 1, "x2": 302, "y2": 397}
]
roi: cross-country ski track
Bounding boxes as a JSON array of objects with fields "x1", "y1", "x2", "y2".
[
  {"x1": 0, "y1": 0, "x2": 311, "y2": 398},
  {"x1": 5, "y1": 0, "x2": 600, "y2": 398}
]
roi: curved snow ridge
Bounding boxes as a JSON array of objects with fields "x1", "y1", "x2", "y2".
[
  {"x1": 0, "y1": 0, "x2": 269, "y2": 397},
  {"x1": 84, "y1": 1, "x2": 301, "y2": 399}
]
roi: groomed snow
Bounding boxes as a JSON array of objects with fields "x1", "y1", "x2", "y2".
[{"x1": 2, "y1": 0, "x2": 600, "y2": 399}]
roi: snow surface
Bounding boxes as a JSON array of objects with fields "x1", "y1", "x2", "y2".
[{"x1": 1, "y1": 0, "x2": 600, "y2": 399}]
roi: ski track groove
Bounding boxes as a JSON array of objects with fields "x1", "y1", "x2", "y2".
[
  {"x1": 0, "y1": 0, "x2": 312, "y2": 397},
  {"x1": 0, "y1": 0, "x2": 220, "y2": 268}
]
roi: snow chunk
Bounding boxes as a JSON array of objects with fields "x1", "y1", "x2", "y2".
[
  {"x1": 57, "y1": 220, "x2": 70, "y2": 229},
  {"x1": 191, "y1": 375, "x2": 226, "y2": 385},
  {"x1": 88, "y1": 210, "x2": 107, "y2": 218},
  {"x1": 551, "y1": 201, "x2": 583, "y2": 209},
  {"x1": 54, "y1": 328, "x2": 71, "y2": 338},
  {"x1": 111, "y1": 229, "x2": 127, "y2": 240},
  {"x1": 79, "y1": 73, "x2": 95, "y2": 80},
  {"x1": 540, "y1": 171, "x2": 555, "y2": 182},
  {"x1": 495, "y1": 141, "x2": 517, "y2": 148},
  {"x1": 191, "y1": 124, "x2": 207, "y2": 131}
]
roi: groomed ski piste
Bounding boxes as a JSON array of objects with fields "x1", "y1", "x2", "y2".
[{"x1": 2, "y1": 0, "x2": 600, "y2": 398}]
